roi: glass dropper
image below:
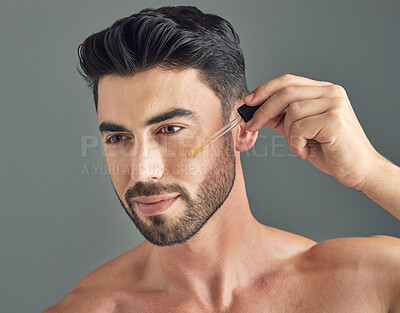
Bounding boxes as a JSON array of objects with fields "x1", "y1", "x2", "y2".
[{"x1": 187, "y1": 103, "x2": 262, "y2": 158}]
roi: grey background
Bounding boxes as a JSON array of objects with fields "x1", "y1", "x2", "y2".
[{"x1": 1, "y1": 0, "x2": 399, "y2": 312}]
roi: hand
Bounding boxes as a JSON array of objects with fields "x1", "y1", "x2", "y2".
[{"x1": 243, "y1": 74, "x2": 381, "y2": 189}]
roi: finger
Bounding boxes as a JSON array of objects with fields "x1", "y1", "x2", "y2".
[
  {"x1": 264, "y1": 110, "x2": 287, "y2": 135},
  {"x1": 282, "y1": 98, "x2": 333, "y2": 138},
  {"x1": 247, "y1": 84, "x2": 339, "y2": 132},
  {"x1": 243, "y1": 73, "x2": 333, "y2": 105},
  {"x1": 288, "y1": 112, "x2": 331, "y2": 159}
]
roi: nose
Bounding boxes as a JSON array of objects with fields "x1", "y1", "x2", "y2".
[{"x1": 131, "y1": 138, "x2": 164, "y2": 182}]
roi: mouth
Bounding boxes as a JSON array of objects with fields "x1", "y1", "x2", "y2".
[{"x1": 134, "y1": 195, "x2": 180, "y2": 216}]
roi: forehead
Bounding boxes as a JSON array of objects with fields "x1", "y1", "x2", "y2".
[{"x1": 97, "y1": 68, "x2": 221, "y2": 125}]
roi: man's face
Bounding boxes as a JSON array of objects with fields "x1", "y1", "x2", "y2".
[{"x1": 98, "y1": 68, "x2": 236, "y2": 246}]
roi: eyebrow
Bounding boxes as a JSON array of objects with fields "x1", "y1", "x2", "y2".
[
  {"x1": 99, "y1": 122, "x2": 129, "y2": 134},
  {"x1": 145, "y1": 108, "x2": 198, "y2": 126},
  {"x1": 99, "y1": 108, "x2": 198, "y2": 134}
]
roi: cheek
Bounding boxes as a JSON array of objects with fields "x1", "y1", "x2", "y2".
[
  {"x1": 105, "y1": 151, "x2": 132, "y2": 186},
  {"x1": 163, "y1": 154, "x2": 195, "y2": 179},
  {"x1": 163, "y1": 149, "x2": 215, "y2": 187},
  {"x1": 159, "y1": 131, "x2": 197, "y2": 158},
  {"x1": 163, "y1": 137, "x2": 224, "y2": 201}
]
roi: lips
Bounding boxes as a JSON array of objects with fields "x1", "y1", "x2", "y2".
[
  {"x1": 134, "y1": 194, "x2": 179, "y2": 204},
  {"x1": 134, "y1": 195, "x2": 179, "y2": 216}
]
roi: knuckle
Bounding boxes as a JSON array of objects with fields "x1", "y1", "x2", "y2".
[
  {"x1": 251, "y1": 86, "x2": 261, "y2": 96},
  {"x1": 257, "y1": 84, "x2": 266, "y2": 93},
  {"x1": 287, "y1": 101, "x2": 301, "y2": 116},
  {"x1": 291, "y1": 120, "x2": 302, "y2": 133},
  {"x1": 280, "y1": 73, "x2": 294, "y2": 82},
  {"x1": 329, "y1": 84, "x2": 347, "y2": 97},
  {"x1": 281, "y1": 86, "x2": 295, "y2": 96},
  {"x1": 257, "y1": 104, "x2": 274, "y2": 120},
  {"x1": 289, "y1": 135, "x2": 301, "y2": 149},
  {"x1": 326, "y1": 109, "x2": 343, "y2": 124},
  {"x1": 256, "y1": 104, "x2": 266, "y2": 115},
  {"x1": 331, "y1": 97, "x2": 349, "y2": 109},
  {"x1": 253, "y1": 109, "x2": 266, "y2": 122},
  {"x1": 257, "y1": 82, "x2": 271, "y2": 95}
]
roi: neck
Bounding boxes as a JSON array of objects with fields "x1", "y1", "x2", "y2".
[{"x1": 142, "y1": 157, "x2": 270, "y2": 306}]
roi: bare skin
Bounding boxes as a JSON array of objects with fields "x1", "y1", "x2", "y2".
[{"x1": 43, "y1": 70, "x2": 400, "y2": 313}]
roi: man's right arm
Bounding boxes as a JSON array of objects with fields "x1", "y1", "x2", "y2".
[{"x1": 355, "y1": 154, "x2": 400, "y2": 220}]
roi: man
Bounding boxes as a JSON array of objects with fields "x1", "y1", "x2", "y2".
[{"x1": 44, "y1": 5, "x2": 400, "y2": 312}]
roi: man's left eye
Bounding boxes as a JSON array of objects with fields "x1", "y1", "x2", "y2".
[{"x1": 159, "y1": 125, "x2": 182, "y2": 135}]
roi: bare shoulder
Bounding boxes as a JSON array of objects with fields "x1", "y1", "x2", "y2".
[
  {"x1": 306, "y1": 235, "x2": 400, "y2": 312},
  {"x1": 42, "y1": 287, "x2": 146, "y2": 313},
  {"x1": 308, "y1": 235, "x2": 400, "y2": 267},
  {"x1": 42, "y1": 241, "x2": 150, "y2": 313},
  {"x1": 42, "y1": 290, "x2": 116, "y2": 313}
]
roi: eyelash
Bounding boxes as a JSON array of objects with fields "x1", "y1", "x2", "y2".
[
  {"x1": 105, "y1": 125, "x2": 184, "y2": 145},
  {"x1": 105, "y1": 134, "x2": 130, "y2": 145}
]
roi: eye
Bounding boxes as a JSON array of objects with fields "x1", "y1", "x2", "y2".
[
  {"x1": 105, "y1": 134, "x2": 130, "y2": 145},
  {"x1": 158, "y1": 125, "x2": 183, "y2": 135}
]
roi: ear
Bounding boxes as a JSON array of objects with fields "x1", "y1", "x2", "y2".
[
  {"x1": 232, "y1": 99, "x2": 259, "y2": 152},
  {"x1": 235, "y1": 122, "x2": 258, "y2": 152}
]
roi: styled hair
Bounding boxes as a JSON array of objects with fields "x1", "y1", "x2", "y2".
[{"x1": 77, "y1": 5, "x2": 249, "y2": 122}]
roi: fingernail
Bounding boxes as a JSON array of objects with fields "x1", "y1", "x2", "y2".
[{"x1": 244, "y1": 92, "x2": 255, "y2": 103}]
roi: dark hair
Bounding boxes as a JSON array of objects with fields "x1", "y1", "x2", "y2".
[{"x1": 77, "y1": 5, "x2": 249, "y2": 122}]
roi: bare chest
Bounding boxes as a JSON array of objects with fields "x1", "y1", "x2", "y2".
[{"x1": 121, "y1": 271, "x2": 385, "y2": 313}]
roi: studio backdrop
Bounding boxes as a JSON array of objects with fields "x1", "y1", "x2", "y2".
[{"x1": 0, "y1": 1, "x2": 399, "y2": 312}]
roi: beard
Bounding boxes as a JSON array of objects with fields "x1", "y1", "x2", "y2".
[{"x1": 112, "y1": 133, "x2": 236, "y2": 247}]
